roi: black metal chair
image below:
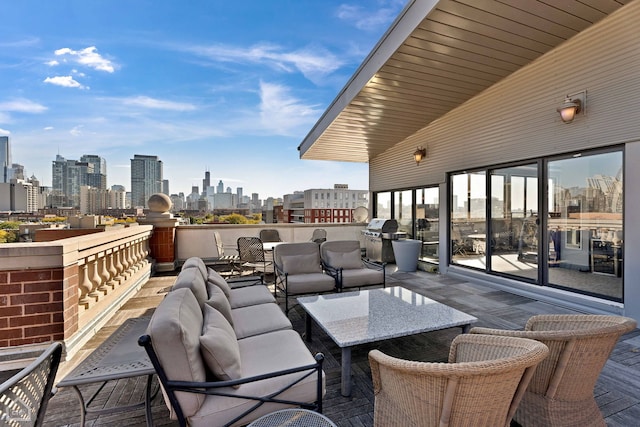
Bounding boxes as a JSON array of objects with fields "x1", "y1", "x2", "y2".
[
  {"x1": 259, "y1": 229, "x2": 282, "y2": 243},
  {"x1": 0, "y1": 342, "x2": 63, "y2": 427},
  {"x1": 310, "y1": 229, "x2": 327, "y2": 244},
  {"x1": 237, "y1": 237, "x2": 272, "y2": 276}
]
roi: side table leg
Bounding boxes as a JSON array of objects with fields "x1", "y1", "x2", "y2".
[
  {"x1": 341, "y1": 347, "x2": 352, "y2": 397},
  {"x1": 462, "y1": 323, "x2": 471, "y2": 333},
  {"x1": 305, "y1": 314, "x2": 312, "y2": 342}
]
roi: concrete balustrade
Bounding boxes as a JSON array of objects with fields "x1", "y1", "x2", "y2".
[
  {"x1": 0, "y1": 225, "x2": 153, "y2": 367},
  {"x1": 1, "y1": 220, "x2": 365, "y2": 368}
]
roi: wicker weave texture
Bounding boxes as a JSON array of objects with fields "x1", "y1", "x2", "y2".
[
  {"x1": 369, "y1": 334, "x2": 549, "y2": 427},
  {"x1": 470, "y1": 314, "x2": 637, "y2": 427}
]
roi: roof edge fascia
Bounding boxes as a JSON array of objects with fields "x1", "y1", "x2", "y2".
[{"x1": 298, "y1": 0, "x2": 440, "y2": 158}]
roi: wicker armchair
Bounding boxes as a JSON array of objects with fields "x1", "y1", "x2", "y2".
[
  {"x1": 470, "y1": 314, "x2": 637, "y2": 427},
  {"x1": 368, "y1": 334, "x2": 549, "y2": 427},
  {"x1": 0, "y1": 342, "x2": 62, "y2": 427}
]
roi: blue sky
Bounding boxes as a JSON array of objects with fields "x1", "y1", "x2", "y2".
[{"x1": 0, "y1": 0, "x2": 407, "y2": 199}]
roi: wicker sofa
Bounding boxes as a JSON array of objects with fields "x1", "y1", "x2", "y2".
[{"x1": 139, "y1": 257, "x2": 325, "y2": 427}]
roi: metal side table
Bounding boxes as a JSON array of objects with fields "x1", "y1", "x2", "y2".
[
  {"x1": 248, "y1": 408, "x2": 337, "y2": 427},
  {"x1": 57, "y1": 316, "x2": 157, "y2": 426}
]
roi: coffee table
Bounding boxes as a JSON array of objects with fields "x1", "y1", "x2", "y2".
[{"x1": 298, "y1": 286, "x2": 477, "y2": 396}]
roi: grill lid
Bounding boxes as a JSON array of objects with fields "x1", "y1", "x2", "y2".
[{"x1": 365, "y1": 218, "x2": 398, "y2": 233}]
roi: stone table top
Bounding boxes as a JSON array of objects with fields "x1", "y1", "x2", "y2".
[{"x1": 297, "y1": 286, "x2": 477, "y2": 347}]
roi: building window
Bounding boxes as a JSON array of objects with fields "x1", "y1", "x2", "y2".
[{"x1": 449, "y1": 148, "x2": 623, "y2": 302}]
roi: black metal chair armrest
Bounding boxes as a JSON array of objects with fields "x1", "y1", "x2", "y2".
[
  {"x1": 362, "y1": 259, "x2": 385, "y2": 270},
  {"x1": 227, "y1": 275, "x2": 264, "y2": 288}
]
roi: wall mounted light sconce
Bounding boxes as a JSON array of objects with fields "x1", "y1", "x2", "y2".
[
  {"x1": 557, "y1": 90, "x2": 586, "y2": 123},
  {"x1": 413, "y1": 146, "x2": 427, "y2": 165}
]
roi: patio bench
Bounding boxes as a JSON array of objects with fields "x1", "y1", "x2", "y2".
[{"x1": 139, "y1": 257, "x2": 325, "y2": 427}]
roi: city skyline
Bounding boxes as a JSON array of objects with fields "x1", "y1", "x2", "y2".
[{"x1": 0, "y1": 1, "x2": 408, "y2": 198}]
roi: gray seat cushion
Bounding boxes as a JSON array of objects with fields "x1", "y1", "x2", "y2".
[
  {"x1": 341, "y1": 268, "x2": 384, "y2": 288},
  {"x1": 231, "y1": 303, "x2": 292, "y2": 339},
  {"x1": 229, "y1": 285, "x2": 276, "y2": 308},
  {"x1": 188, "y1": 329, "x2": 324, "y2": 427},
  {"x1": 284, "y1": 273, "x2": 336, "y2": 295}
]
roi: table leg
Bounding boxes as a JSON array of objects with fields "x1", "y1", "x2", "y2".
[
  {"x1": 462, "y1": 323, "x2": 471, "y2": 333},
  {"x1": 144, "y1": 374, "x2": 153, "y2": 427},
  {"x1": 341, "y1": 347, "x2": 352, "y2": 397},
  {"x1": 305, "y1": 314, "x2": 312, "y2": 342}
]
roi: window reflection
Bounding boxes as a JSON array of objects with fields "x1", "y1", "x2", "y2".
[
  {"x1": 449, "y1": 150, "x2": 623, "y2": 302},
  {"x1": 547, "y1": 151, "x2": 622, "y2": 300},
  {"x1": 416, "y1": 187, "x2": 439, "y2": 263}
]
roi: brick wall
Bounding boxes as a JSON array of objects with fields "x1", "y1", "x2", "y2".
[
  {"x1": 0, "y1": 266, "x2": 79, "y2": 347},
  {"x1": 149, "y1": 227, "x2": 176, "y2": 263}
]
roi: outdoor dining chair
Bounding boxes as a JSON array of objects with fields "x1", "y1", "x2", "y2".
[
  {"x1": 470, "y1": 314, "x2": 637, "y2": 427},
  {"x1": 368, "y1": 334, "x2": 549, "y2": 427},
  {"x1": 0, "y1": 342, "x2": 63, "y2": 427},
  {"x1": 259, "y1": 229, "x2": 281, "y2": 243},
  {"x1": 310, "y1": 229, "x2": 327, "y2": 244},
  {"x1": 237, "y1": 236, "x2": 272, "y2": 276}
]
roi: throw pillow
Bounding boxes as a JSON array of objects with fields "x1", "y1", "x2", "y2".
[
  {"x1": 200, "y1": 305, "x2": 242, "y2": 385},
  {"x1": 281, "y1": 253, "x2": 322, "y2": 275},
  {"x1": 204, "y1": 285, "x2": 234, "y2": 326},
  {"x1": 325, "y1": 249, "x2": 362, "y2": 269}
]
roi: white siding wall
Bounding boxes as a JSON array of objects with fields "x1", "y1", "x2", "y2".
[
  {"x1": 370, "y1": 0, "x2": 640, "y2": 191},
  {"x1": 369, "y1": 0, "x2": 640, "y2": 317}
]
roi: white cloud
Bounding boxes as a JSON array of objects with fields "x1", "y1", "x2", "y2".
[
  {"x1": 337, "y1": 2, "x2": 404, "y2": 31},
  {"x1": 259, "y1": 81, "x2": 321, "y2": 135},
  {"x1": 0, "y1": 128, "x2": 10, "y2": 135},
  {"x1": 44, "y1": 126, "x2": 54, "y2": 131},
  {"x1": 43, "y1": 75, "x2": 87, "y2": 89},
  {"x1": 187, "y1": 42, "x2": 342, "y2": 84},
  {"x1": 46, "y1": 60, "x2": 59, "y2": 66},
  {"x1": 54, "y1": 46, "x2": 115, "y2": 73},
  {"x1": 0, "y1": 98, "x2": 48, "y2": 113},
  {"x1": 70, "y1": 125, "x2": 84, "y2": 136},
  {"x1": 121, "y1": 96, "x2": 196, "y2": 111}
]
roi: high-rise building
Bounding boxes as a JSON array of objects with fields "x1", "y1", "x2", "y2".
[
  {"x1": 80, "y1": 154, "x2": 107, "y2": 189},
  {"x1": 10, "y1": 163, "x2": 25, "y2": 181},
  {"x1": 0, "y1": 136, "x2": 10, "y2": 183},
  {"x1": 162, "y1": 179, "x2": 170, "y2": 195},
  {"x1": 130, "y1": 155, "x2": 163, "y2": 208},
  {"x1": 216, "y1": 180, "x2": 224, "y2": 194},
  {"x1": 203, "y1": 170, "x2": 210, "y2": 196},
  {"x1": 50, "y1": 154, "x2": 107, "y2": 207},
  {"x1": 110, "y1": 185, "x2": 126, "y2": 209}
]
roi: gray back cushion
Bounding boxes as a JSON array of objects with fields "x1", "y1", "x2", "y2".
[{"x1": 146, "y1": 288, "x2": 206, "y2": 417}]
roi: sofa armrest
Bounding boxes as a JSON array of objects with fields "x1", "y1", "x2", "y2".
[
  {"x1": 227, "y1": 275, "x2": 264, "y2": 289},
  {"x1": 139, "y1": 335, "x2": 325, "y2": 427},
  {"x1": 362, "y1": 259, "x2": 385, "y2": 270}
]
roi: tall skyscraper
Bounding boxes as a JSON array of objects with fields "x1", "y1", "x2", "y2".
[
  {"x1": 162, "y1": 179, "x2": 170, "y2": 195},
  {"x1": 203, "y1": 170, "x2": 210, "y2": 195},
  {"x1": 80, "y1": 154, "x2": 107, "y2": 189},
  {"x1": 50, "y1": 154, "x2": 106, "y2": 207},
  {"x1": 216, "y1": 180, "x2": 224, "y2": 194},
  {"x1": 0, "y1": 136, "x2": 10, "y2": 183},
  {"x1": 131, "y1": 155, "x2": 163, "y2": 208}
]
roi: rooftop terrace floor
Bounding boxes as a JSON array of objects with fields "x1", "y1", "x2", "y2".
[{"x1": 42, "y1": 268, "x2": 640, "y2": 426}]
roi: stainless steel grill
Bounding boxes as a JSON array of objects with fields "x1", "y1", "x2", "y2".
[{"x1": 362, "y1": 219, "x2": 407, "y2": 263}]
